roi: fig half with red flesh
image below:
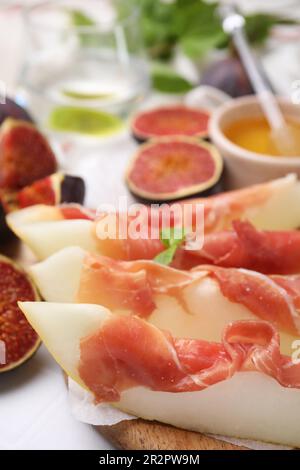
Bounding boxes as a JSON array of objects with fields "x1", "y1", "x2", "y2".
[
  {"x1": 0, "y1": 256, "x2": 40, "y2": 373},
  {"x1": 131, "y1": 105, "x2": 210, "y2": 143},
  {"x1": 126, "y1": 137, "x2": 223, "y2": 201},
  {"x1": 0, "y1": 118, "x2": 57, "y2": 190},
  {"x1": 0, "y1": 173, "x2": 85, "y2": 239},
  {"x1": 16, "y1": 173, "x2": 85, "y2": 210}
]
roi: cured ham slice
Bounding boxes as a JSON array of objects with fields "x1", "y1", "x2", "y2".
[
  {"x1": 173, "y1": 220, "x2": 300, "y2": 273},
  {"x1": 6, "y1": 174, "x2": 300, "y2": 261},
  {"x1": 79, "y1": 317, "x2": 300, "y2": 401},
  {"x1": 78, "y1": 255, "x2": 300, "y2": 335},
  {"x1": 19, "y1": 301, "x2": 300, "y2": 446},
  {"x1": 189, "y1": 172, "x2": 300, "y2": 232},
  {"x1": 29, "y1": 246, "x2": 300, "y2": 356}
]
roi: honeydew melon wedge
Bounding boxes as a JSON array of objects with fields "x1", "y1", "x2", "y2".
[
  {"x1": 6, "y1": 174, "x2": 300, "y2": 261},
  {"x1": 245, "y1": 173, "x2": 300, "y2": 230},
  {"x1": 7, "y1": 205, "x2": 97, "y2": 260},
  {"x1": 29, "y1": 246, "x2": 296, "y2": 356},
  {"x1": 19, "y1": 301, "x2": 300, "y2": 447}
]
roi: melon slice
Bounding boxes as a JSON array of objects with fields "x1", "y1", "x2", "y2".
[
  {"x1": 7, "y1": 205, "x2": 97, "y2": 260},
  {"x1": 29, "y1": 246, "x2": 296, "y2": 356},
  {"x1": 19, "y1": 301, "x2": 300, "y2": 447},
  {"x1": 7, "y1": 174, "x2": 300, "y2": 261}
]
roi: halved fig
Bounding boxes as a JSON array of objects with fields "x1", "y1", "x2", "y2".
[
  {"x1": 5, "y1": 173, "x2": 85, "y2": 211},
  {"x1": 0, "y1": 118, "x2": 57, "y2": 190},
  {"x1": 0, "y1": 173, "x2": 85, "y2": 241},
  {"x1": 131, "y1": 105, "x2": 210, "y2": 142},
  {"x1": 126, "y1": 137, "x2": 223, "y2": 201},
  {"x1": 0, "y1": 255, "x2": 40, "y2": 373},
  {"x1": 0, "y1": 173, "x2": 85, "y2": 240}
]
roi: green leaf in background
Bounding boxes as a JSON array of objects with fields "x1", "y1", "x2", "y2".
[
  {"x1": 121, "y1": 0, "x2": 297, "y2": 61},
  {"x1": 180, "y1": 30, "x2": 227, "y2": 59},
  {"x1": 154, "y1": 226, "x2": 186, "y2": 265},
  {"x1": 70, "y1": 9, "x2": 100, "y2": 48},
  {"x1": 151, "y1": 65, "x2": 194, "y2": 93},
  {"x1": 244, "y1": 14, "x2": 281, "y2": 45},
  {"x1": 71, "y1": 10, "x2": 95, "y2": 27}
]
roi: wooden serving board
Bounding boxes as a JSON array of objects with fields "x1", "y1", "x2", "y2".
[
  {"x1": 96, "y1": 420, "x2": 247, "y2": 450},
  {"x1": 6, "y1": 240, "x2": 247, "y2": 451}
]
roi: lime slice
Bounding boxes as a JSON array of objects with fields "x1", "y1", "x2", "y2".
[
  {"x1": 62, "y1": 89, "x2": 115, "y2": 100},
  {"x1": 151, "y1": 66, "x2": 194, "y2": 94},
  {"x1": 49, "y1": 106, "x2": 124, "y2": 137}
]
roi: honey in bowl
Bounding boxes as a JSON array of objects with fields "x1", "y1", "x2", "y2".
[{"x1": 224, "y1": 116, "x2": 300, "y2": 157}]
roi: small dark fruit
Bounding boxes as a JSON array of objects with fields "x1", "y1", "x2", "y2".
[
  {"x1": 126, "y1": 137, "x2": 223, "y2": 202},
  {"x1": 131, "y1": 105, "x2": 210, "y2": 143},
  {"x1": 201, "y1": 56, "x2": 254, "y2": 98},
  {"x1": 61, "y1": 175, "x2": 85, "y2": 206},
  {"x1": 0, "y1": 255, "x2": 40, "y2": 373},
  {"x1": 0, "y1": 97, "x2": 34, "y2": 126}
]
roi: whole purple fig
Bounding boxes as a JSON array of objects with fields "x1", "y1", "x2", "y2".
[{"x1": 201, "y1": 56, "x2": 254, "y2": 98}]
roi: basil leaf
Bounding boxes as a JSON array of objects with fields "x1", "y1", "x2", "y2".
[
  {"x1": 154, "y1": 226, "x2": 186, "y2": 265},
  {"x1": 154, "y1": 245, "x2": 178, "y2": 266}
]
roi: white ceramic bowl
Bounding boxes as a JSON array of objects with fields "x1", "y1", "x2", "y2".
[{"x1": 209, "y1": 96, "x2": 300, "y2": 189}]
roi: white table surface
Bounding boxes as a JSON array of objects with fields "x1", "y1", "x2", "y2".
[
  {"x1": 1, "y1": 1, "x2": 300, "y2": 451},
  {"x1": 0, "y1": 3, "x2": 123, "y2": 451}
]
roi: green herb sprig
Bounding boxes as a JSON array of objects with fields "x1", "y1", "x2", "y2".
[{"x1": 154, "y1": 227, "x2": 186, "y2": 265}]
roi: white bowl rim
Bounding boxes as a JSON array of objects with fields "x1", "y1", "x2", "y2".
[{"x1": 209, "y1": 95, "x2": 300, "y2": 166}]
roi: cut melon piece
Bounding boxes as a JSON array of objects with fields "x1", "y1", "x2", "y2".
[
  {"x1": 19, "y1": 301, "x2": 109, "y2": 386},
  {"x1": 6, "y1": 174, "x2": 300, "y2": 261},
  {"x1": 9, "y1": 214, "x2": 97, "y2": 260},
  {"x1": 18, "y1": 301, "x2": 300, "y2": 447},
  {"x1": 30, "y1": 246, "x2": 86, "y2": 302},
  {"x1": 247, "y1": 173, "x2": 300, "y2": 230},
  {"x1": 29, "y1": 247, "x2": 296, "y2": 356}
]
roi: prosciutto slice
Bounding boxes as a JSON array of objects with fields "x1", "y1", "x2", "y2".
[
  {"x1": 60, "y1": 205, "x2": 95, "y2": 220},
  {"x1": 173, "y1": 220, "x2": 300, "y2": 273},
  {"x1": 53, "y1": 173, "x2": 300, "y2": 235},
  {"x1": 19, "y1": 301, "x2": 300, "y2": 446},
  {"x1": 79, "y1": 316, "x2": 300, "y2": 403},
  {"x1": 78, "y1": 254, "x2": 300, "y2": 336},
  {"x1": 7, "y1": 175, "x2": 300, "y2": 263},
  {"x1": 28, "y1": 204, "x2": 300, "y2": 273}
]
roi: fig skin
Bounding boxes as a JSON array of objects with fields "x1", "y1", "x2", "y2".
[
  {"x1": 0, "y1": 97, "x2": 34, "y2": 126},
  {"x1": 126, "y1": 137, "x2": 224, "y2": 203},
  {"x1": 0, "y1": 118, "x2": 57, "y2": 190},
  {"x1": 0, "y1": 255, "x2": 41, "y2": 373},
  {"x1": 61, "y1": 175, "x2": 85, "y2": 205},
  {"x1": 200, "y1": 56, "x2": 254, "y2": 98},
  {"x1": 128, "y1": 178, "x2": 224, "y2": 204},
  {"x1": 0, "y1": 205, "x2": 12, "y2": 240}
]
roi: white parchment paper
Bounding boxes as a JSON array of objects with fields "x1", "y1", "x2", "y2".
[{"x1": 68, "y1": 378, "x2": 292, "y2": 450}]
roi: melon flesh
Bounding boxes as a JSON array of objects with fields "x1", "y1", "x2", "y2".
[
  {"x1": 13, "y1": 219, "x2": 97, "y2": 260},
  {"x1": 29, "y1": 246, "x2": 296, "y2": 356},
  {"x1": 246, "y1": 174, "x2": 300, "y2": 230},
  {"x1": 18, "y1": 301, "x2": 300, "y2": 447},
  {"x1": 6, "y1": 174, "x2": 300, "y2": 260}
]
